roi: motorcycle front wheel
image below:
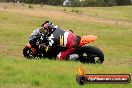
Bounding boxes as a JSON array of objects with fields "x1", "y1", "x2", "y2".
[{"x1": 23, "y1": 46, "x2": 35, "y2": 59}]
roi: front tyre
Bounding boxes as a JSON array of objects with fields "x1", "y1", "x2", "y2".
[
  {"x1": 23, "y1": 46, "x2": 34, "y2": 59},
  {"x1": 79, "y1": 46, "x2": 104, "y2": 64}
]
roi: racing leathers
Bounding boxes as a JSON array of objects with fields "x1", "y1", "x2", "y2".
[{"x1": 47, "y1": 27, "x2": 81, "y2": 60}]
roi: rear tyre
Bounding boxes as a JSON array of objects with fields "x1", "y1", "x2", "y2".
[{"x1": 79, "y1": 46, "x2": 104, "y2": 64}]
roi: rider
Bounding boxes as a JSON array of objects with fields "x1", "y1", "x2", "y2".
[
  {"x1": 28, "y1": 24, "x2": 48, "y2": 51},
  {"x1": 42, "y1": 21, "x2": 81, "y2": 61}
]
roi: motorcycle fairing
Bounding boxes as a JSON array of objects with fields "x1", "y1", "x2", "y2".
[{"x1": 79, "y1": 35, "x2": 97, "y2": 46}]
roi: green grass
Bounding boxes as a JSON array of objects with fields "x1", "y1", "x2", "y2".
[
  {"x1": 38, "y1": 5, "x2": 132, "y2": 21},
  {"x1": 0, "y1": 3, "x2": 132, "y2": 88},
  {"x1": 0, "y1": 56, "x2": 131, "y2": 88}
]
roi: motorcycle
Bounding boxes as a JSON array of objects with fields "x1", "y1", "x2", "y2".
[{"x1": 23, "y1": 35, "x2": 104, "y2": 64}]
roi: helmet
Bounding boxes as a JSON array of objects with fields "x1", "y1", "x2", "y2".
[
  {"x1": 39, "y1": 27, "x2": 47, "y2": 34},
  {"x1": 41, "y1": 21, "x2": 55, "y2": 33}
]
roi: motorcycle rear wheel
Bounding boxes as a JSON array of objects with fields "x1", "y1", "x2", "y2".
[{"x1": 79, "y1": 46, "x2": 104, "y2": 64}]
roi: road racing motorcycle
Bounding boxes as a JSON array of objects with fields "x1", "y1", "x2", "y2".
[{"x1": 23, "y1": 35, "x2": 104, "y2": 64}]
